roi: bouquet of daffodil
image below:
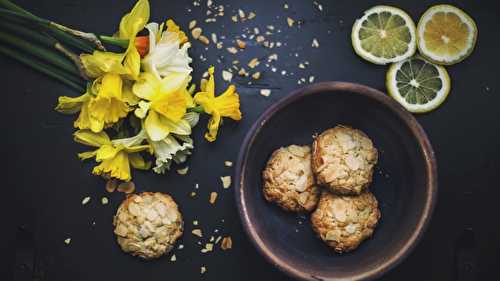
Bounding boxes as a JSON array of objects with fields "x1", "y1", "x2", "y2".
[{"x1": 0, "y1": 0, "x2": 242, "y2": 183}]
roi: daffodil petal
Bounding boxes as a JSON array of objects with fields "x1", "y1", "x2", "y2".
[
  {"x1": 151, "y1": 89, "x2": 187, "y2": 122},
  {"x1": 132, "y1": 72, "x2": 160, "y2": 100},
  {"x1": 129, "y1": 153, "x2": 151, "y2": 170},
  {"x1": 214, "y1": 85, "x2": 242, "y2": 120},
  {"x1": 125, "y1": 144, "x2": 150, "y2": 153},
  {"x1": 118, "y1": 0, "x2": 150, "y2": 39},
  {"x1": 134, "y1": 100, "x2": 151, "y2": 119},
  {"x1": 122, "y1": 81, "x2": 140, "y2": 105},
  {"x1": 55, "y1": 93, "x2": 90, "y2": 114},
  {"x1": 124, "y1": 46, "x2": 141, "y2": 80},
  {"x1": 92, "y1": 150, "x2": 131, "y2": 181},
  {"x1": 145, "y1": 110, "x2": 170, "y2": 141},
  {"x1": 159, "y1": 72, "x2": 189, "y2": 96},
  {"x1": 96, "y1": 144, "x2": 122, "y2": 161},
  {"x1": 80, "y1": 51, "x2": 127, "y2": 78},
  {"x1": 78, "y1": 150, "x2": 97, "y2": 160},
  {"x1": 73, "y1": 129, "x2": 111, "y2": 147},
  {"x1": 145, "y1": 22, "x2": 159, "y2": 53},
  {"x1": 165, "y1": 119, "x2": 191, "y2": 136},
  {"x1": 205, "y1": 112, "x2": 221, "y2": 142}
]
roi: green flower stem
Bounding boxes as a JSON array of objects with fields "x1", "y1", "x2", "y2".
[
  {"x1": 0, "y1": 45, "x2": 84, "y2": 92},
  {"x1": 0, "y1": 8, "x2": 95, "y2": 53},
  {"x1": 99, "y1": 35, "x2": 129, "y2": 49},
  {"x1": 188, "y1": 106, "x2": 204, "y2": 114},
  {"x1": 0, "y1": 30, "x2": 81, "y2": 79},
  {"x1": 0, "y1": 0, "x2": 104, "y2": 50},
  {"x1": 0, "y1": 20, "x2": 55, "y2": 47}
]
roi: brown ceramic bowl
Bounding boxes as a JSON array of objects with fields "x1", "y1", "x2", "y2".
[{"x1": 234, "y1": 82, "x2": 437, "y2": 280}]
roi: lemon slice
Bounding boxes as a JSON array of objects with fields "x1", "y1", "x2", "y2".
[
  {"x1": 351, "y1": 6, "x2": 417, "y2": 65},
  {"x1": 386, "y1": 56, "x2": 451, "y2": 113},
  {"x1": 417, "y1": 5, "x2": 478, "y2": 65}
]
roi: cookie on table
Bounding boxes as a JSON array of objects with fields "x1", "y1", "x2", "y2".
[
  {"x1": 113, "y1": 192, "x2": 183, "y2": 259},
  {"x1": 262, "y1": 145, "x2": 320, "y2": 212}
]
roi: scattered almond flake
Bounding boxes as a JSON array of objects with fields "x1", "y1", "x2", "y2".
[
  {"x1": 309, "y1": 76, "x2": 315, "y2": 83},
  {"x1": 226, "y1": 47, "x2": 238, "y2": 54},
  {"x1": 192, "y1": 229, "x2": 203, "y2": 237},
  {"x1": 222, "y1": 70, "x2": 233, "y2": 82},
  {"x1": 177, "y1": 166, "x2": 189, "y2": 175},
  {"x1": 231, "y1": 15, "x2": 238, "y2": 22},
  {"x1": 248, "y1": 11, "x2": 256, "y2": 19},
  {"x1": 238, "y1": 68, "x2": 248, "y2": 77},
  {"x1": 253, "y1": 27, "x2": 260, "y2": 34},
  {"x1": 81, "y1": 196, "x2": 91, "y2": 205},
  {"x1": 193, "y1": 220, "x2": 199, "y2": 225},
  {"x1": 190, "y1": 191, "x2": 197, "y2": 197},
  {"x1": 299, "y1": 63, "x2": 306, "y2": 69},
  {"x1": 105, "y1": 179, "x2": 117, "y2": 193},
  {"x1": 202, "y1": 243, "x2": 214, "y2": 253},
  {"x1": 201, "y1": 266, "x2": 207, "y2": 274},
  {"x1": 287, "y1": 17, "x2": 295, "y2": 27},
  {"x1": 220, "y1": 176, "x2": 232, "y2": 189},
  {"x1": 117, "y1": 181, "x2": 135, "y2": 194},
  {"x1": 64, "y1": 238, "x2": 71, "y2": 245},
  {"x1": 268, "y1": 53, "x2": 278, "y2": 62},
  {"x1": 236, "y1": 39, "x2": 246, "y2": 49},
  {"x1": 211, "y1": 33, "x2": 218, "y2": 44},
  {"x1": 195, "y1": 183, "x2": 199, "y2": 189},
  {"x1": 178, "y1": 244, "x2": 184, "y2": 249},
  {"x1": 251, "y1": 72, "x2": 261, "y2": 80},
  {"x1": 191, "y1": 27, "x2": 202, "y2": 39},
  {"x1": 189, "y1": 20, "x2": 197, "y2": 29},
  {"x1": 267, "y1": 25, "x2": 275, "y2": 31},
  {"x1": 205, "y1": 18, "x2": 216, "y2": 23},
  {"x1": 215, "y1": 236, "x2": 222, "y2": 244},
  {"x1": 271, "y1": 67, "x2": 277, "y2": 72},
  {"x1": 207, "y1": 0, "x2": 213, "y2": 7},
  {"x1": 238, "y1": 9, "x2": 245, "y2": 19},
  {"x1": 263, "y1": 41, "x2": 269, "y2": 47},
  {"x1": 312, "y1": 38, "x2": 320, "y2": 48},
  {"x1": 198, "y1": 35, "x2": 210, "y2": 45},
  {"x1": 216, "y1": 42, "x2": 223, "y2": 49},
  {"x1": 209, "y1": 192, "x2": 218, "y2": 204},
  {"x1": 170, "y1": 254, "x2": 177, "y2": 262},
  {"x1": 232, "y1": 60, "x2": 239, "y2": 65},
  {"x1": 260, "y1": 89, "x2": 271, "y2": 97},
  {"x1": 248, "y1": 58, "x2": 260, "y2": 69},
  {"x1": 221, "y1": 236, "x2": 233, "y2": 250},
  {"x1": 284, "y1": 3, "x2": 289, "y2": 9},
  {"x1": 256, "y1": 35, "x2": 265, "y2": 43},
  {"x1": 224, "y1": 161, "x2": 233, "y2": 167},
  {"x1": 101, "y1": 197, "x2": 108, "y2": 205}
]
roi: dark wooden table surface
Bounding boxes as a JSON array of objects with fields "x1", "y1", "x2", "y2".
[{"x1": 6, "y1": 0, "x2": 500, "y2": 280}]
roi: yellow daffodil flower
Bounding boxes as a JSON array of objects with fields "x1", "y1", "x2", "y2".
[
  {"x1": 80, "y1": 0, "x2": 150, "y2": 80},
  {"x1": 132, "y1": 72, "x2": 192, "y2": 141},
  {"x1": 142, "y1": 19, "x2": 192, "y2": 80},
  {"x1": 194, "y1": 67, "x2": 242, "y2": 142},
  {"x1": 87, "y1": 73, "x2": 130, "y2": 132},
  {"x1": 74, "y1": 129, "x2": 150, "y2": 181}
]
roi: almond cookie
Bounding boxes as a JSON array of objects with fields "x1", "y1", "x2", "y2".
[
  {"x1": 262, "y1": 145, "x2": 320, "y2": 212},
  {"x1": 312, "y1": 125, "x2": 378, "y2": 195},
  {"x1": 113, "y1": 192, "x2": 183, "y2": 259},
  {"x1": 311, "y1": 191, "x2": 380, "y2": 253}
]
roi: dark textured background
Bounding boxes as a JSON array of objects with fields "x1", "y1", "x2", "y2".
[{"x1": 5, "y1": 0, "x2": 500, "y2": 280}]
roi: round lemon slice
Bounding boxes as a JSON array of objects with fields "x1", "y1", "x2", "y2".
[
  {"x1": 386, "y1": 56, "x2": 451, "y2": 113},
  {"x1": 351, "y1": 5, "x2": 417, "y2": 65},
  {"x1": 417, "y1": 4, "x2": 478, "y2": 65}
]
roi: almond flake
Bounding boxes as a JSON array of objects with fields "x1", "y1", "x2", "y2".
[
  {"x1": 299, "y1": 63, "x2": 306, "y2": 69},
  {"x1": 248, "y1": 12, "x2": 256, "y2": 19},
  {"x1": 216, "y1": 42, "x2": 223, "y2": 49},
  {"x1": 231, "y1": 15, "x2": 238, "y2": 22},
  {"x1": 222, "y1": 70, "x2": 233, "y2": 82},
  {"x1": 236, "y1": 39, "x2": 246, "y2": 49},
  {"x1": 312, "y1": 38, "x2": 320, "y2": 48},
  {"x1": 193, "y1": 220, "x2": 199, "y2": 225},
  {"x1": 117, "y1": 181, "x2": 135, "y2": 194},
  {"x1": 177, "y1": 166, "x2": 189, "y2": 175},
  {"x1": 260, "y1": 89, "x2": 271, "y2": 97},
  {"x1": 221, "y1": 236, "x2": 232, "y2": 250},
  {"x1": 191, "y1": 27, "x2": 202, "y2": 39},
  {"x1": 224, "y1": 161, "x2": 233, "y2": 167},
  {"x1": 238, "y1": 9, "x2": 245, "y2": 19},
  {"x1": 220, "y1": 176, "x2": 231, "y2": 189},
  {"x1": 101, "y1": 197, "x2": 108, "y2": 205},
  {"x1": 287, "y1": 17, "x2": 295, "y2": 27},
  {"x1": 251, "y1": 72, "x2": 261, "y2": 80},
  {"x1": 309, "y1": 76, "x2": 315, "y2": 83},
  {"x1": 215, "y1": 236, "x2": 222, "y2": 244},
  {"x1": 170, "y1": 254, "x2": 177, "y2": 261},
  {"x1": 190, "y1": 191, "x2": 197, "y2": 197},
  {"x1": 198, "y1": 35, "x2": 210, "y2": 45},
  {"x1": 238, "y1": 68, "x2": 248, "y2": 77},
  {"x1": 284, "y1": 3, "x2": 289, "y2": 9},
  {"x1": 211, "y1": 33, "x2": 218, "y2": 44},
  {"x1": 256, "y1": 35, "x2": 265, "y2": 43},
  {"x1": 105, "y1": 179, "x2": 117, "y2": 193},
  {"x1": 64, "y1": 238, "x2": 71, "y2": 245},
  {"x1": 268, "y1": 53, "x2": 278, "y2": 61},
  {"x1": 248, "y1": 58, "x2": 260, "y2": 69},
  {"x1": 226, "y1": 47, "x2": 238, "y2": 54},
  {"x1": 209, "y1": 192, "x2": 218, "y2": 204},
  {"x1": 189, "y1": 20, "x2": 197, "y2": 29},
  {"x1": 192, "y1": 229, "x2": 203, "y2": 237},
  {"x1": 201, "y1": 266, "x2": 207, "y2": 274},
  {"x1": 82, "y1": 196, "x2": 91, "y2": 205}
]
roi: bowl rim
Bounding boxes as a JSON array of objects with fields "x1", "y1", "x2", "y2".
[{"x1": 234, "y1": 81, "x2": 438, "y2": 281}]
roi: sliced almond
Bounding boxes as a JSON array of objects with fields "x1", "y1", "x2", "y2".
[
  {"x1": 177, "y1": 166, "x2": 189, "y2": 175},
  {"x1": 287, "y1": 17, "x2": 295, "y2": 27},
  {"x1": 198, "y1": 35, "x2": 210, "y2": 45},
  {"x1": 64, "y1": 238, "x2": 71, "y2": 245},
  {"x1": 101, "y1": 197, "x2": 109, "y2": 205},
  {"x1": 236, "y1": 39, "x2": 246, "y2": 49},
  {"x1": 220, "y1": 176, "x2": 231, "y2": 189},
  {"x1": 221, "y1": 236, "x2": 232, "y2": 250},
  {"x1": 312, "y1": 38, "x2": 319, "y2": 48},
  {"x1": 224, "y1": 161, "x2": 233, "y2": 167},
  {"x1": 170, "y1": 254, "x2": 177, "y2": 261},
  {"x1": 189, "y1": 20, "x2": 197, "y2": 30},
  {"x1": 105, "y1": 179, "x2": 117, "y2": 193},
  {"x1": 117, "y1": 181, "x2": 135, "y2": 194},
  {"x1": 252, "y1": 72, "x2": 261, "y2": 80},
  {"x1": 192, "y1": 229, "x2": 203, "y2": 237},
  {"x1": 201, "y1": 266, "x2": 207, "y2": 274},
  {"x1": 226, "y1": 47, "x2": 238, "y2": 54},
  {"x1": 191, "y1": 27, "x2": 202, "y2": 39},
  {"x1": 81, "y1": 196, "x2": 91, "y2": 205},
  {"x1": 260, "y1": 89, "x2": 271, "y2": 97},
  {"x1": 248, "y1": 11, "x2": 256, "y2": 20},
  {"x1": 209, "y1": 192, "x2": 218, "y2": 204},
  {"x1": 222, "y1": 70, "x2": 233, "y2": 82},
  {"x1": 248, "y1": 58, "x2": 260, "y2": 69}
]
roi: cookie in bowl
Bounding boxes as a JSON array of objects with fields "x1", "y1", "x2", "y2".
[
  {"x1": 311, "y1": 190, "x2": 381, "y2": 253},
  {"x1": 312, "y1": 125, "x2": 378, "y2": 195},
  {"x1": 113, "y1": 192, "x2": 183, "y2": 259},
  {"x1": 262, "y1": 145, "x2": 320, "y2": 212}
]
